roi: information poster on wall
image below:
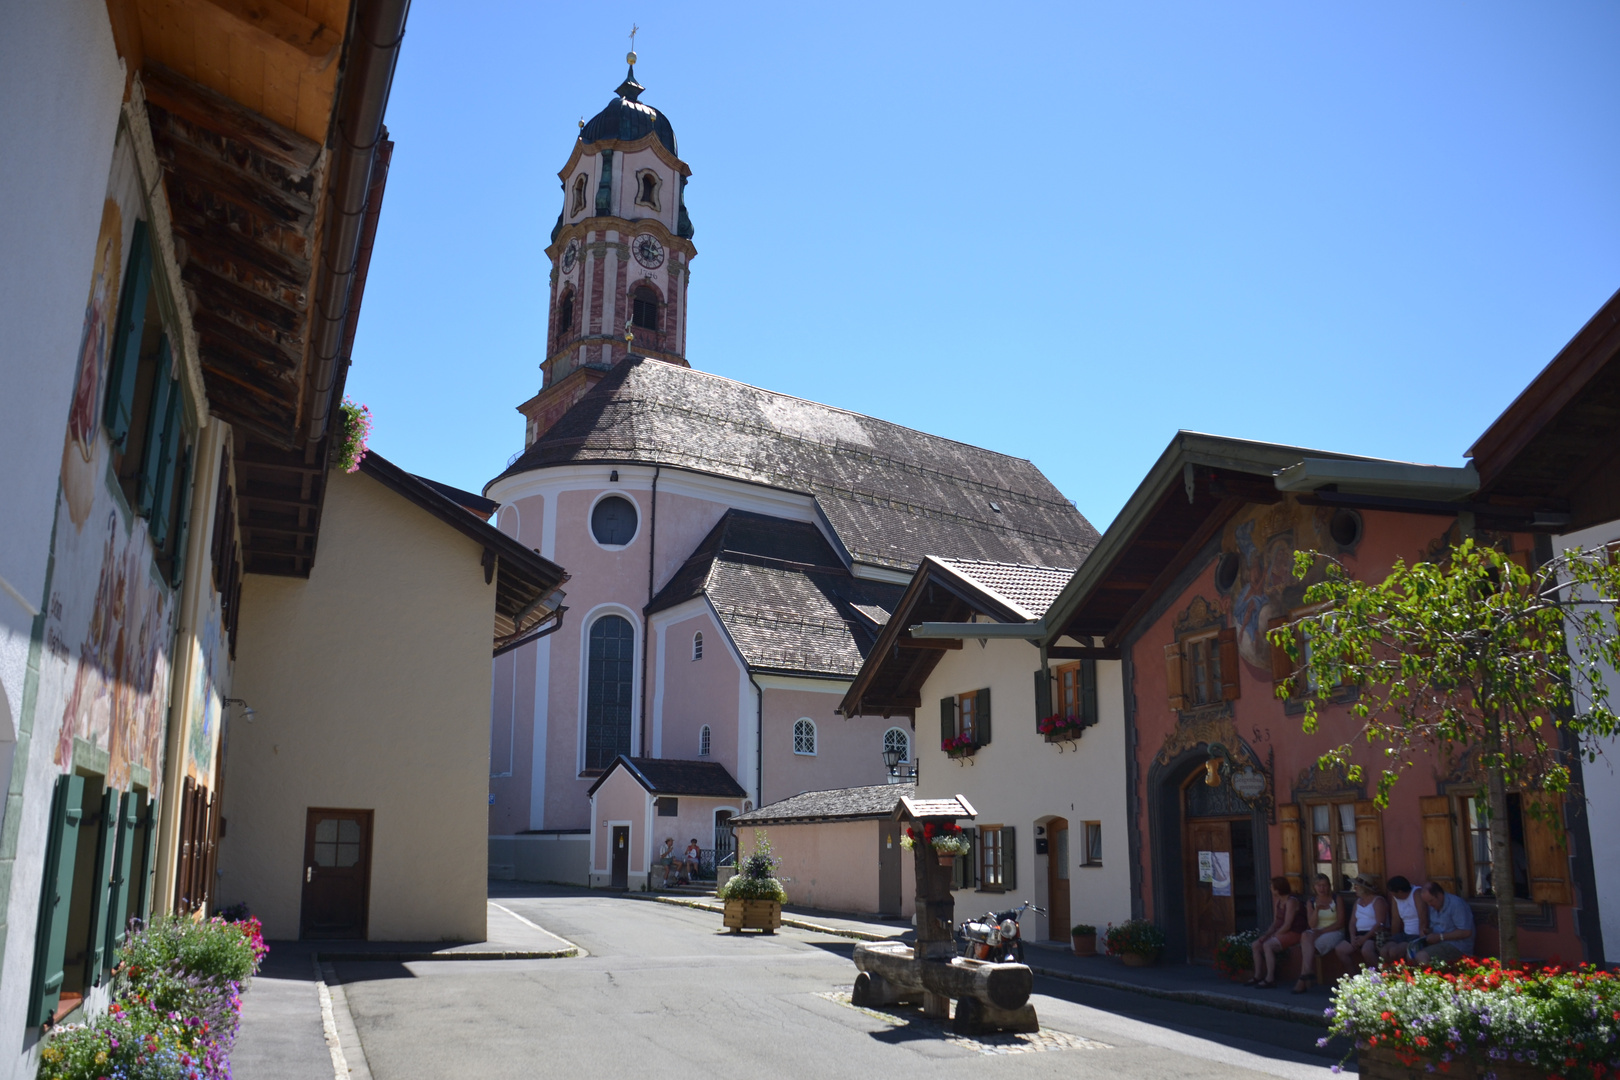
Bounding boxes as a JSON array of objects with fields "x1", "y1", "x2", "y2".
[
  {"x1": 1197, "y1": 851, "x2": 1214, "y2": 883},
  {"x1": 1210, "y1": 851, "x2": 1232, "y2": 897}
]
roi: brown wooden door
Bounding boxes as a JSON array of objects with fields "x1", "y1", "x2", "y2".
[
  {"x1": 300, "y1": 809, "x2": 372, "y2": 940},
  {"x1": 878, "y1": 822, "x2": 902, "y2": 916},
  {"x1": 1047, "y1": 818, "x2": 1070, "y2": 940},
  {"x1": 610, "y1": 825, "x2": 630, "y2": 890},
  {"x1": 1185, "y1": 818, "x2": 1233, "y2": 963}
]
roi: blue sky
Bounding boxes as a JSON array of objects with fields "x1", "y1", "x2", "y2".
[{"x1": 348, "y1": 1, "x2": 1620, "y2": 532}]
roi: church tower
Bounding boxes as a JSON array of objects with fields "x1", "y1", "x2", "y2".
[{"x1": 518, "y1": 51, "x2": 696, "y2": 447}]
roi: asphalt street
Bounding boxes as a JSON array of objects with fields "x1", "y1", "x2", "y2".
[{"x1": 319, "y1": 885, "x2": 1354, "y2": 1080}]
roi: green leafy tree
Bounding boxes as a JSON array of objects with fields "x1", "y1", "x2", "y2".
[{"x1": 1272, "y1": 539, "x2": 1620, "y2": 961}]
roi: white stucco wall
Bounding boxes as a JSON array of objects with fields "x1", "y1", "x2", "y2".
[
  {"x1": 218, "y1": 470, "x2": 495, "y2": 942},
  {"x1": 1557, "y1": 521, "x2": 1620, "y2": 962},
  {"x1": 916, "y1": 637, "x2": 1134, "y2": 942}
]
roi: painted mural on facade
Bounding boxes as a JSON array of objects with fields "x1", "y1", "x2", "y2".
[
  {"x1": 186, "y1": 590, "x2": 227, "y2": 784},
  {"x1": 37, "y1": 133, "x2": 178, "y2": 797}
]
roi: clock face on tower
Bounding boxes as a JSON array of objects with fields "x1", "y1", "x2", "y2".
[
  {"x1": 631, "y1": 233, "x2": 665, "y2": 270},
  {"x1": 560, "y1": 237, "x2": 580, "y2": 275}
]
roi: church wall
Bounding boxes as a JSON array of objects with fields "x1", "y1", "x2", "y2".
[
  {"x1": 761, "y1": 685, "x2": 890, "y2": 805},
  {"x1": 652, "y1": 608, "x2": 741, "y2": 771}
]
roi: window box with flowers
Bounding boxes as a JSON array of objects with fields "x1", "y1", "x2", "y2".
[
  {"x1": 902, "y1": 822, "x2": 972, "y2": 866},
  {"x1": 940, "y1": 689, "x2": 990, "y2": 760},
  {"x1": 1038, "y1": 713, "x2": 1097, "y2": 744}
]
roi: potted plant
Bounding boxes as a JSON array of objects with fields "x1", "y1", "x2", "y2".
[
  {"x1": 1214, "y1": 928, "x2": 1259, "y2": 981},
  {"x1": 1103, "y1": 919, "x2": 1166, "y2": 967},
  {"x1": 718, "y1": 832, "x2": 786, "y2": 933},
  {"x1": 941, "y1": 732, "x2": 978, "y2": 759},
  {"x1": 901, "y1": 822, "x2": 971, "y2": 866},
  {"x1": 1071, "y1": 924, "x2": 1097, "y2": 956}
]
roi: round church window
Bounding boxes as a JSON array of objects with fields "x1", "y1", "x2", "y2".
[{"x1": 591, "y1": 495, "x2": 638, "y2": 546}]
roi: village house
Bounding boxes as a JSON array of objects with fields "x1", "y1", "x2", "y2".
[
  {"x1": 837, "y1": 559, "x2": 1134, "y2": 940},
  {"x1": 483, "y1": 64, "x2": 1100, "y2": 887}
]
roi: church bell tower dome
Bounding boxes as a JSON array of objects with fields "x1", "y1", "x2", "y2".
[{"x1": 518, "y1": 53, "x2": 697, "y2": 449}]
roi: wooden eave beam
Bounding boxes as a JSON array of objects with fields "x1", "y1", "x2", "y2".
[{"x1": 1101, "y1": 496, "x2": 1246, "y2": 647}]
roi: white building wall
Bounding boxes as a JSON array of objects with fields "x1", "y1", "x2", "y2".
[
  {"x1": 915, "y1": 637, "x2": 1133, "y2": 943},
  {"x1": 1557, "y1": 520, "x2": 1620, "y2": 963}
]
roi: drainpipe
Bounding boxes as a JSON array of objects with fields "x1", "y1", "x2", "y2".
[
  {"x1": 639, "y1": 465, "x2": 659, "y2": 757},
  {"x1": 748, "y1": 673, "x2": 764, "y2": 808},
  {"x1": 304, "y1": 0, "x2": 412, "y2": 450}
]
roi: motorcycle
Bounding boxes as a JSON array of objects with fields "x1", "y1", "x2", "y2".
[{"x1": 957, "y1": 899, "x2": 1045, "y2": 964}]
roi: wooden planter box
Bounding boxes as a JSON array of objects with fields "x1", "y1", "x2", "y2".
[
  {"x1": 946, "y1": 745, "x2": 978, "y2": 760},
  {"x1": 723, "y1": 899, "x2": 781, "y2": 934},
  {"x1": 1360, "y1": 1044, "x2": 1548, "y2": 1080}
]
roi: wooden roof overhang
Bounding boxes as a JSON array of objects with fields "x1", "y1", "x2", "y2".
[
  {"x1": 107, "y1": 0, "x2": 411, "y2": 576},
  {"x1": 357, "y1": 454, "x2": 569, "y2": 653},
  {"x1": 838, "y1": 558, "x2": 1026, "y2": 719},
  {"x1": 1468, "y1": 287, "x2": 1620, "y2": 533}
]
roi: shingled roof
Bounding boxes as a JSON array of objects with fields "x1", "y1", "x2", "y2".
[
  {"x1": 934, "y1": 559, "x2": 1075, "y2": 620},
  {"x1": 493, "y1": 356, "x2": 1099, "y2": 573},
  {"x1": 732, "y1": 782, "x2": 915, "y2": 825},
  {"x1": 648, "y1": 510, "x2": 904, "y2": 678},
  {"x1": 585, "y1": 756, "x2": 748, "y2": 799}
]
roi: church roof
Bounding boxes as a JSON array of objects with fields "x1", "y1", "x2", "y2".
[
  {"x1": 580, "y1": 66, "x2": 678, "y2": 156},
  {"x1": 647, "y1": 510, "x2": 904, "y2": 679},
  {"x1": 494, "y1": 357, "x2": 1100, "y2": 575}
]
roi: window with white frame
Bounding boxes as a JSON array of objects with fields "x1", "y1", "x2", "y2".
[
  {"x1": 883, "y1": 727, "x2": 909, "y2": 763},
  {"x1": 693, "y1": 632, "x2": 703, "y2": 661},
  {"x1": 793, "y1": 718, "x2": 816, "y2": 756},
  {"x1": 699, "y1": 725, "x2": 711, "y2": 757}
]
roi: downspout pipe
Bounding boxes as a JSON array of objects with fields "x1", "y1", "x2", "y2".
[
  {"x1": 640, "y1": 466, "x2": 659, "y2": 757},
  {"x1": 305, "y1": 0, "x2": 411, "y2": 449},
  {"x1": 748, "y1": 673, "x2": 764, "y2": 809}
]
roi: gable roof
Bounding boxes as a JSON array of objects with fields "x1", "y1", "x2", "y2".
[
  {"x1": 492, "y1": 356, "x2": 1099, "y2": 574},
  {"x1": 649, "y1": 510, "x2": 904, "y2": 679},
  {"x1": 732, "y1": 782, "x2": 914, "y2": 825},
  {"x1": 413, "y1": 473, "x2": 498, "y2": 520},
  {"x1": 934, "y1": 559, "x2": 1074, "y2": 621},
  {"x1": 585, "y1": 755, "x2": 748, "y2": 799}
]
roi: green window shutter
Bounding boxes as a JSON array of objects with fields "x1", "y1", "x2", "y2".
[
  {"x1": 1033, "y1": 668, "x2": 1052, "y2": 728},
  {"x1": 1002, "y1": 826, "x2": 1017, "y2": 891},
  {"x1": 976, "y1": 688, "x2": 991, "y2": 746},
  {"x1": 131, "y1": 792, "x2": 158, "y2": 926},
  {"x1": 104, "y1": 791, "x2": 139, "y2": 970},
  {"x1": 167, "y1": 444, "x2": 195, "y2": 586},
  {"x1": 954, "y1": 827, "x2": 977, "y2": 890},
  {"x1": 85, "y1": 788, "x2": 118, "y2": 986},
  {"x1": 148, "y1": 376, "x2": 184, "y2": 542},
  {"x1": 137, "y1": 344, "x2": 176, "y2": 519},
  {"x1": 1081, "y1": 659, "x2": 1098, "y2": 727},
  {"x1": 104, "y1": 220, "x2": 154, "y2": 450},
  {"x1": 29, "y1": 775, "x2": 85, "y2": 1027},
  {"x1": 939, "y1": 697, "x2": 955, "y2": 748}
]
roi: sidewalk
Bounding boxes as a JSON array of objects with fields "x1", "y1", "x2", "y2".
[
  {"x1": 648, "y1": 892, "x2": 1328, "y2": 1027},
  {"x1": 234, "y1": 901, "x2": 583, "y2": 1079}
]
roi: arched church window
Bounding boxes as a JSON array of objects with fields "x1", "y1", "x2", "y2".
[
  {"x1": 572, "y1": 174, "x2": 588, "y2": 215},
  {"x1": 693, "y1": 632, "x2": 703, "y2": 661},
  {"x1": 699, "y1": 724, "x2": 711, "y2": 757},
  {"x1": 584, "y1": 615, "x2": 635, "y2": 770},
  {"x1": 632, "y1": 285, "x2": 659, "y2": 332},
  {"x1": 883, "y1": 727, "x2": 909, "y2": 763},
  {"x1": 591, "y1": 495, "x2": 638, "y2": 546},
  {"x1": 793, "y1": 718, "x2": 817, "y2": 756},
  {"x1": 636, "y1": 170, "x2": 660, "y2": 209}
]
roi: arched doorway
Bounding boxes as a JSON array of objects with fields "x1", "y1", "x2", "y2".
[
  {"x1": 1180, "y1": 770, "x2": 1260, "y2": 963},
  {"x1": 1046, "y1": 816, "x2": 1070, "y2": 940}
]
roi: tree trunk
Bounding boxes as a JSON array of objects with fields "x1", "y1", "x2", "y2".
[{"x1": 1485, "y1": 764, "x2": 1519, "y2": 962}]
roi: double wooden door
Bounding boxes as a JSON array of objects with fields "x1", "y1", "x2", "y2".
[{"x1": 300, "y1": 809, "x2": 372, "y2": 940}]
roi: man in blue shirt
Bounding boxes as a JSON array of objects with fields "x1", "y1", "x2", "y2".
[{"x1": 1412, "y1": 881, "x2": 1476, "y2": 963}]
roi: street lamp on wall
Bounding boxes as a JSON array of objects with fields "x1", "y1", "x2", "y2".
[{"x1": 881, "y1": 747, "x2": 916, "y2": 781}]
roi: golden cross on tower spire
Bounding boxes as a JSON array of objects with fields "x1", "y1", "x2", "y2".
[{"x1": 627, "y1": 24, "x2": 639, "y2": 65}]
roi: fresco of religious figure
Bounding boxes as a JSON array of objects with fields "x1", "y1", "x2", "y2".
[{"x1": 62, "y1": 200, "x2": 123, "y2": 532}]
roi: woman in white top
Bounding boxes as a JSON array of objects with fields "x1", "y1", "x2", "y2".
[{"x1": 1335, "y1": 874, "x2": 1389, "y2": 972}]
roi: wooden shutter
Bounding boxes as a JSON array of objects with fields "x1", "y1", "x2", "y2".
[
  {"x1": 84, "y1": 788, "x2": 118, "y2": 985},
  {"x1": 940, "y1": 697, "x2": 955, "y2": 748},
  {"x1": 29, "y1": 775, "x2": 85, "y2": 1027},
  {"x1": 1164, "y1": 642, "x2": 1187, "y2": 710},
  {"x1": 954, "y1": 827, "x2": 977, "y2": 890},
  {"x1": 976, "y1": 688, "x2": 991, "y2": 746},
  {"x1": 132, "y1": 792, "x2": 158, "y2": 924},
  {"x1": 1033, "y1": 667, "x2": 1052, "y2": 727},
  {"x1": 136, "y1": 351, "x2": 176, "y2": 517},
  {"x1": 167, "y1": 445, "x2": 195, "y2": 586},
  {"x1": 103, "y1": 219, "x2": 153, "y2": 450},
  {"x1": 1080, "y1": 659, "x2": 1099, "y2": 725},
  {"x1": 1353, "y1": 800, "x2": 1385, "y2": 882},
  {"x1": 200, "y1": 791, "x2": 221, "y2": 911},
  {"x1": 174, "y1": 776, "x2": 196, "y2": 911},
  {"x1": 1278, "y1": 803, "x2": 1303, "y2": 894},
  {"x1": 1002, "y1": 826, "x2": 1017, "y2": 891},
  {"x1": 147, "y1": 377, "x2": 184, "y2": 542},
  {"x1": 1420, "y1": 796, "x2": 1461, "y2": 894},
  {"x1": 1268, "y1": 618, "x2": 1293, "y2": 686},
  {"x1": 1217, "y1": 627, "x2": 1241, "y2": 701},
  {"x1": 104, "y1": 791, "x2": 139, "y2": 967},
  {"x1": 1521, "y1": 794, "x2": 1572, "y2": 905}
]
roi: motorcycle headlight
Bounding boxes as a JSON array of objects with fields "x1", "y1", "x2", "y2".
[{"x1": 1000, "y1": 918, "x2": 1018, "y2": 937}]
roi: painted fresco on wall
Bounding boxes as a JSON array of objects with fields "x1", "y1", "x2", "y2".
[
  {"x1": 36, "y1": 134, "x2": 177, "y2": 797},
  {"x1": 1222, "y1": 500, "x2": 1337, "y2": 669},
  {"x1": 186, "y1": 591, "x2": 228, "y2": 783}
]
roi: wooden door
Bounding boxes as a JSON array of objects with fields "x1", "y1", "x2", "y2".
[
  {"x1": 1047, "y1": 818, "x2": 1070, "y2": 940},
  {"x1": 300, "y1": 809, "x2": 372, "y2": 940},
  {"x1": 878, "y1": 822, "x2": 902, "y2": 916},
  {"x1": 610, "y1": 826, "x2": 630, "y2": 890},
  {"x1": 1185, "y1": 818, "x2": 1233, "y2": 963}
]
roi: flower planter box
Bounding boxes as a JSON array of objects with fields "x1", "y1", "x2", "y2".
[
  {"x1": 945, "y1": 745, "x2": 978, "y2": 760},
  {"x1": 1359, "y1": 1044, "x2": 1548, "y2": 1080},
  {"x1": 1043, "y1": 729, "x2": 1087, "y2": 744},
  {"x1": 1121, "y1": 952, "x2": 1156, "y2": 968},
  {"x1": 1071, "y1": 933, "x2": 1096, "y2": 957},
  {"x1": 723, "y1": 899, "x2": 781, "y2": 934}
]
